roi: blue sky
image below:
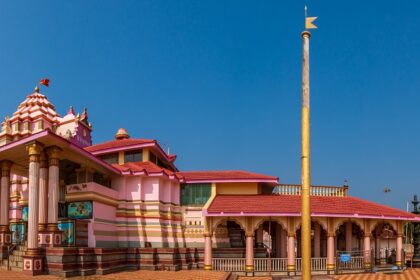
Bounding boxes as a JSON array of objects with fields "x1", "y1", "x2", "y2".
[{"x1": 0, "y1": 1, "x2": 419, "y2": 210}]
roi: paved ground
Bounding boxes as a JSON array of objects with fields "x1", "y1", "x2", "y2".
[
  {"x1": 0, "y1": 269, "x2": 419, "y2": 279},
  {"x1": 0, "y1": 270, "x2": 228, "y2": 280}
]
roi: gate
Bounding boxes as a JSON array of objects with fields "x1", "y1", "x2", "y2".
[{"x1": 335, "y1": 250, "x2": 368, "y2": 274}]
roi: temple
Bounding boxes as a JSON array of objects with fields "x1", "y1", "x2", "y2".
[{"x1": 0, "y1": 87, "x2": 418, "y2": 276}]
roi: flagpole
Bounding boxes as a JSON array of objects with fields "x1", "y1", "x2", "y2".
[{"x1": 301, "y1": 28, "x2": 312, "y2": 280}]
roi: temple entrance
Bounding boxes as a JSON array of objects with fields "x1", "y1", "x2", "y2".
[
  {"x1": 372, "y1": 222, "x2": 397, "y2": 265},
  {"x1": 254, "y1": 220, "x2": 287, "y2": 258},
  {"x1": 227, "y1": 221, "x2": 245, "y2": 248},
  {"x1": 335, "y1": 222, "x2": 365, "y2": 273}
]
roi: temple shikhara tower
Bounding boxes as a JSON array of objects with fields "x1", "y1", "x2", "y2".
[{"x1": 0, "y1": 86, "x2": 418, "y2": 276}]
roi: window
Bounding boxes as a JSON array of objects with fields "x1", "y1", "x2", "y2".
[
  {"x1": 180, "y1": 183, "x2": 211, "y2": 206},
  {"x1": 100, "y1": 153, "x2": 118, "y2": 164},
  {"x1": 149, "y1": 152, "x2": 157, "y2": 164},
  {"x1": 124, "y1": 150, "x2": 142, "y2": 163}
]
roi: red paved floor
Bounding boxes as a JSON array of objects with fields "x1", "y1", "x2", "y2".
[{"x1": 0, "y1": 269, "x2": 419, "y2": 279}]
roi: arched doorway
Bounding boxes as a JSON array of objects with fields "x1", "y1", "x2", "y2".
[
  {"x1": 254, "y1": 220, "x2": 287, "y2": 258},
  {"x1": 372, "y1": 222, "x2": 397, "y2": 265},
  {"x1": 296, "y1": 221, "x2": 327, "y2": 258},
  {"x1": 336, "y1": 222, "x2": 364, "y2": 252}
]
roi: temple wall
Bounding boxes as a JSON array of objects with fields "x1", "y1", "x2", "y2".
[{"x1": 216, "y1": 182, "x2": 258, "y2": 194}]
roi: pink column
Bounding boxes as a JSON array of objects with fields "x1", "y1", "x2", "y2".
[
  {"x1": 245, "y1": 233, "x2": 254, "y2": 275},
  {"x1": 314, "y1": 223, "x2": 321, "y2": 257},
  {"x1": 327, "y1": 234, "x2": 335, "y2": 272},
  {"x1": 23, "y1": 143, "x2": 44, "y2": 275},
  {"x1": 396, "y1": 235, "x2": 403, "y2": 267},
  {"x1": 363, "y1": 234, "x2": 371, "y2": 269},
  {"x1": 345, "y1": 222, "x2": 352, "y2": 252},
  {"x1": 287, "y1": 235, "x2": 296, "y2": 272},
  {"x1": 0, "y1": 161, "x2": 12, "y2": 245},
  {"x1": 203, "y1": 233, "x2": 212, "y2": 270}
]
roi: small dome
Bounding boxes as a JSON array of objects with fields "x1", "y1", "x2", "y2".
[{"x1": 115, "y1": 128, "x2": 130, "y2": 140}]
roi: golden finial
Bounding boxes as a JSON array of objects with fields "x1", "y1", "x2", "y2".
[{"x1": 34, "y1": 86, "x2": 40, "y2": 93}]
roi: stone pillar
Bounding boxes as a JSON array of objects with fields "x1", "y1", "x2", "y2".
[
  {"x1": 396, "y1": 234, "x2": 403, "y2": 267},
  {"x1": 37, "y1": 152, "x2": 49, "y2": 247},
  {"x1": 287, "y1": 234, "x2": 296, "y2": 273},
  {"x1": 256, "y1": 226, "x2": 263, "y2": 248},
  {"x1": 314, "y1": 222, "x2": 321, "y2": 257},
  {"x1": 363, "y1": 234, "x2": 371, "y2": 270},
  {"x1": 0, "y1": 161, "x2": 12, "y2": 246},
  {"x1": 46, "y1": 146, "x2": 62, "y2": 247},
  {"x1": 245, "y1": 233, "x2": 254, "y2": 275},
  {"x1": 203, "y1": 233, "x2": 212, "y2": 270},
  {"x1": 23, "y1": 142, "x2": 44, "y2": 275},
  {"x1": 345, "y1": 222, "x2": 352, "y2": 252},
  {"x1": 327, "y1": 234, "x2": 335, "y2": 272}
]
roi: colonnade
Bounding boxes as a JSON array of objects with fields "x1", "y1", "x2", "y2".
[
  {"x1": 203, "y1": 220, "x2": 404, "y2": 274},
  {"x1": 0, "y1": 142, "x2": 62, "y2": 275}
]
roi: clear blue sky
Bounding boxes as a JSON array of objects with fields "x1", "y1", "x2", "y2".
[{"x1": 0, "y1": 1, "x2": 419, "y2": 210}]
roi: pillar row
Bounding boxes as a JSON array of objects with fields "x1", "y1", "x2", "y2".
[{"x1": 0, "y1": 161, "x2": 12, "y2": 245}]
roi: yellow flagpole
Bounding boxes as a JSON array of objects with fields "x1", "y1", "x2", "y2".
[{"x1": 301, "y1": 28, "x2": 312, "y2": 280}]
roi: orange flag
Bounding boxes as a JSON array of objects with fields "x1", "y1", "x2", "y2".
[{"x1": 40, "y1": 78, "x2": 50, "y2": 87}]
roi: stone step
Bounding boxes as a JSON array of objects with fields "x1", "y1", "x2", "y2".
[
  {"x1": 12, "y1": 250, "x2": 25, "y2": 257},
  {"x1": 9, "y1": 255, "x2": 22, "y2": 262}
]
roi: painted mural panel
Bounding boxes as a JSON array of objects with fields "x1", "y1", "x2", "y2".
[
  {"x1": 11, "y1": 223, "x2": 26, "y2": 244},
  {"x1": 58, "y1": 221, "x2": 75, "y2": 246},
  {"x1": 67, "y1": 201, "x2": 93, "y2": 219},
  {"x1": 22, "y1": 206, "x2": 28, "y2": 221}
]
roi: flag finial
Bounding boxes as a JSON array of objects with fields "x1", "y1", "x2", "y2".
[{"x1": 304, "y1": 6, "x2": 318, "y2": 30}]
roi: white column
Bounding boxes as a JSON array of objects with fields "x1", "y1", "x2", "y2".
[
  {"x1": 47, "y1": 146, "x2": 60, "y2": 228},
  {"x1": 38, "y1": 152, "x2": 48, "y2": 231},
  {"x1": 0, "y1": 161, "x2": 12, "y2": 245},
  {"x1": 0, "y1": 161, "x2": 11, "y2": 226},
  {"x1": 27, "y1": 143, "x2": 42, "y2": 251}
]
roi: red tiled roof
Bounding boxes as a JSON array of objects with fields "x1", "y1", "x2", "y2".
[
  {"x1": 176, "y1": 170, "x2": 278, "y2": 183},
  {"x1": 112, "y1": 161, "x2": 175, "y2": 176},
  {"x1": 85, "y1": 138, "x2": 155, "y2": 153},
  {"x1": 206, "y1": 195, "x2": 419, "y2": 220}
]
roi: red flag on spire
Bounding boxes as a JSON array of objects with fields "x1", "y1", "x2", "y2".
[{"x1": 40, "y1": 78, "x2": 50, "y2": 87}]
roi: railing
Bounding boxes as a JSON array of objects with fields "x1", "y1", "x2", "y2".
[
  {"x1": 296, "y1": 258, "x2": 302, "y2": 271},
  {"x1": 254, "y1": 258, "x2": 287, "y2": 272},
  {"x1": 275, "y1": 184, "x2": 348, "y2": 197},
  {"x1": 311, "y1": 257, "x2": 327, "y2": 271},
  {"x1": 213, "y1": 257, "x2": 330, "y2": 272},
  {"x1": 337, "y1": 256, "x2": 364, "y2": 270},
  {"x1": 212, "y1": 258, "x2": 245, "y2": 271}
]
